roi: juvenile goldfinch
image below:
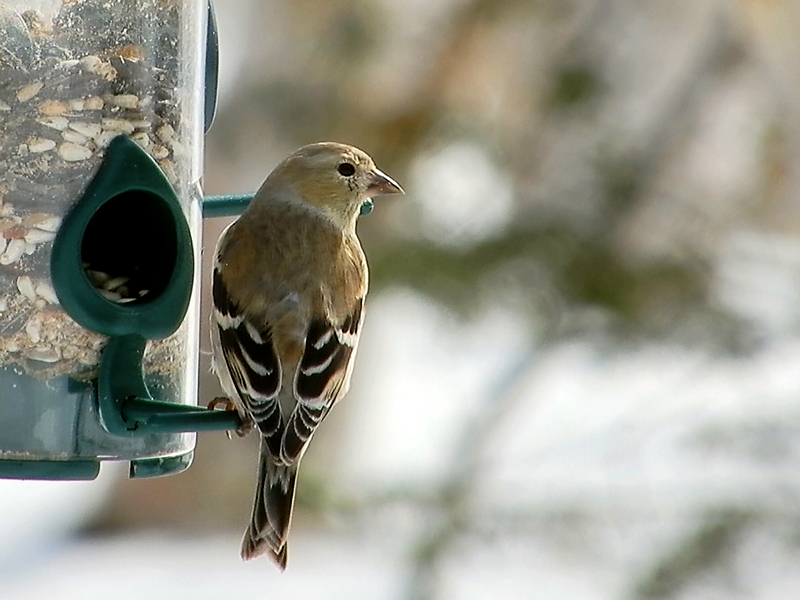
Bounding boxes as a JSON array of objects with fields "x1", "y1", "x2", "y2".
[{"x1": 210, "y1": 142, "x2": 403, "y2": 569}]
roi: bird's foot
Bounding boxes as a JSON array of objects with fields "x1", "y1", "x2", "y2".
[{"x1": 207, "y1": 396, "x2": 253, "y2": 439}]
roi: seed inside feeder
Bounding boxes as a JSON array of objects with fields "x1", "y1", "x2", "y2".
[
  {"x1": 85, "y1": 267, "x2": 152, "y2": 304},
  {"x1": 81, "y1": 190, "x2": 177, "y2": 305},
  {"x1": 0, "y1": 0, "x2": 190, "y2": 379}
]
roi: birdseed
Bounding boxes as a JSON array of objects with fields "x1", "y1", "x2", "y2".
[{"x1": 0, "y1": 0, "x2": 193, "y2": 380}]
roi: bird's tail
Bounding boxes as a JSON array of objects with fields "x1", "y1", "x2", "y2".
[{"x1": 240, "y1": 442, "x2": 298, "y2": 570}]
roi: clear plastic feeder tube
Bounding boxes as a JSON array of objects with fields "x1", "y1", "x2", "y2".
[{"x1": 0, "y1": 0, "x2": 206, "y2": 475}]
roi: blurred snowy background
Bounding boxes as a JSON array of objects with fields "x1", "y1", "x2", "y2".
[{"x1": 4, "y1": 0, "x2": 800, "y2": 598}]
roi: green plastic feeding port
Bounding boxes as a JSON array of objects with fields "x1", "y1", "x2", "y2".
[
  {"x1": 52, "y1": 136, "x2": 193, "y2": 340},
  {"x1": 0, "y1": 0, "x2": 237, "y2": 480}
]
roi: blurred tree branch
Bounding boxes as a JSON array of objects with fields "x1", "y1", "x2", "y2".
[{"x1": 401, "y1": 347, "x2": 540, "y2": 600}]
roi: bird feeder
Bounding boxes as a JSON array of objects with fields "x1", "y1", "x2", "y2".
[{"x1": 0, "y1": 0, "x2": 246, "y2": 480}]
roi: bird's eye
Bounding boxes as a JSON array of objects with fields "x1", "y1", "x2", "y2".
[{"x1": 337, "y1": 162, "x2": 356, "y2": 177}]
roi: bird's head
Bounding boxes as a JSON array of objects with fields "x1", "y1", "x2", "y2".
[{"x1": 265, "y1": 142, "x2": 404, "y2": 229}]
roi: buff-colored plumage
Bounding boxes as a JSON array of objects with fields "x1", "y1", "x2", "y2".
[{"x1": 210, "y1": 142, "x2": 402, "y2": 569}]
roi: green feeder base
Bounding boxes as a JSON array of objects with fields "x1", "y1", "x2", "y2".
[{"x1": 0, "y1": 459, "x2": 100, "y2": 480}]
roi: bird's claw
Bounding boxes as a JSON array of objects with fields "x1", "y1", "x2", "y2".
[
  {"x1": 207, "y1": 396, "x2": 235, "y2": 411},
  {"x1": 207, "y1": 396, "x2": 253, "y2": 439}
]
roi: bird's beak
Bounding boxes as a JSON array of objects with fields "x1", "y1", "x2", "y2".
[{"x1": 367, "y1": 168, "x2": 404, "y2": 196}]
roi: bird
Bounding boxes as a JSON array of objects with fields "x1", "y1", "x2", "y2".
[{"x1": 209, "y1": 142, "x2": 403, "y2": 569}]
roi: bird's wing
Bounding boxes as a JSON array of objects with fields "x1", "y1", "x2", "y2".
[
  {"x1": 212, "y1": 266, "x2": 285, "y2": 456},
  {"x1": 280, "y1": 298, "x2": 364, "y2": 464}
]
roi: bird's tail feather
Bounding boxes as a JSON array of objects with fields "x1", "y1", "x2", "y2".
[{"x1": 240, "y1": 443, "x2": 298, "y2": 570}]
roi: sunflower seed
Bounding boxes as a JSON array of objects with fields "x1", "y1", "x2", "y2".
[
  {"x1": 69, "y1": 121, "x2": 102, "y2": 138},
  {"x1": 58, "y1": 142, "x2": 92, "y2": 162},
  {"x1": 151, "y1": 144, "x2": 169, "y2": 159},
  {"x1": 3, "y1": 225, "x2": 27, "y2": 239},
  {"x1": 26, "y1": 346, "x2": 61, "y2": 363},
  {"x1": 158, "y1": 159, "x2": 177, "y2": 184},
  {"x1": 93, "y1": 130, "x2": 116, "y2": 148},
  {"x1": 85, "y1": 269, "x2": 110, "y2": 286},
  {"x1": 101, "y1": 118, "x2": 134, "y2": 134},
  {"x1": 61, "y1": 129, "x2": 90, "y2": 145},
  {"x1": 28, "y1": 138, "x2": 56, "y2": 153},
  {"x1": 35, "y1": 281, "x2": 59, "y2": 304},
  {"x1": 0, "y1": 239, "x2": 26, "y2": 264},
  {"x1": 39, "y1": 99, "x2": 70, "y2": 116},
  {"x1": 84, "y1": 96, "x2": 104, "y2": 110},
  {"x1": 17, "y1": 276, "x2": 36, "y2": 302},
  {"x1": 99, "y1": 289, "x2": 122, "y2": 302},
  {"x1": 103, "y1": 276, "x2": 130, "y2": 291},
  {"x1": 24, "y1": 228, "x2": 56, "y2": 244},
  {"x1": 17, "y1": 82, "x2": 44, "y2": 102},
  {"x1": 39, "y1": 116, "x2": 69, "y2": 130},
  {"x1": 25, "y1": 320, "x2": 41, "y2": 343},
  {"x1": 22, "y1": 213, "x2": 60, "y2": 232},
  {"x1": 156, "y1": 124, "x2": 175, "y2": 143},
  {"x1": 108, "y1": 94, "x2": 139, "y2": 109},
  {"x1": 131, "y1": 131, "x2": 150, "y2": 149}
]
